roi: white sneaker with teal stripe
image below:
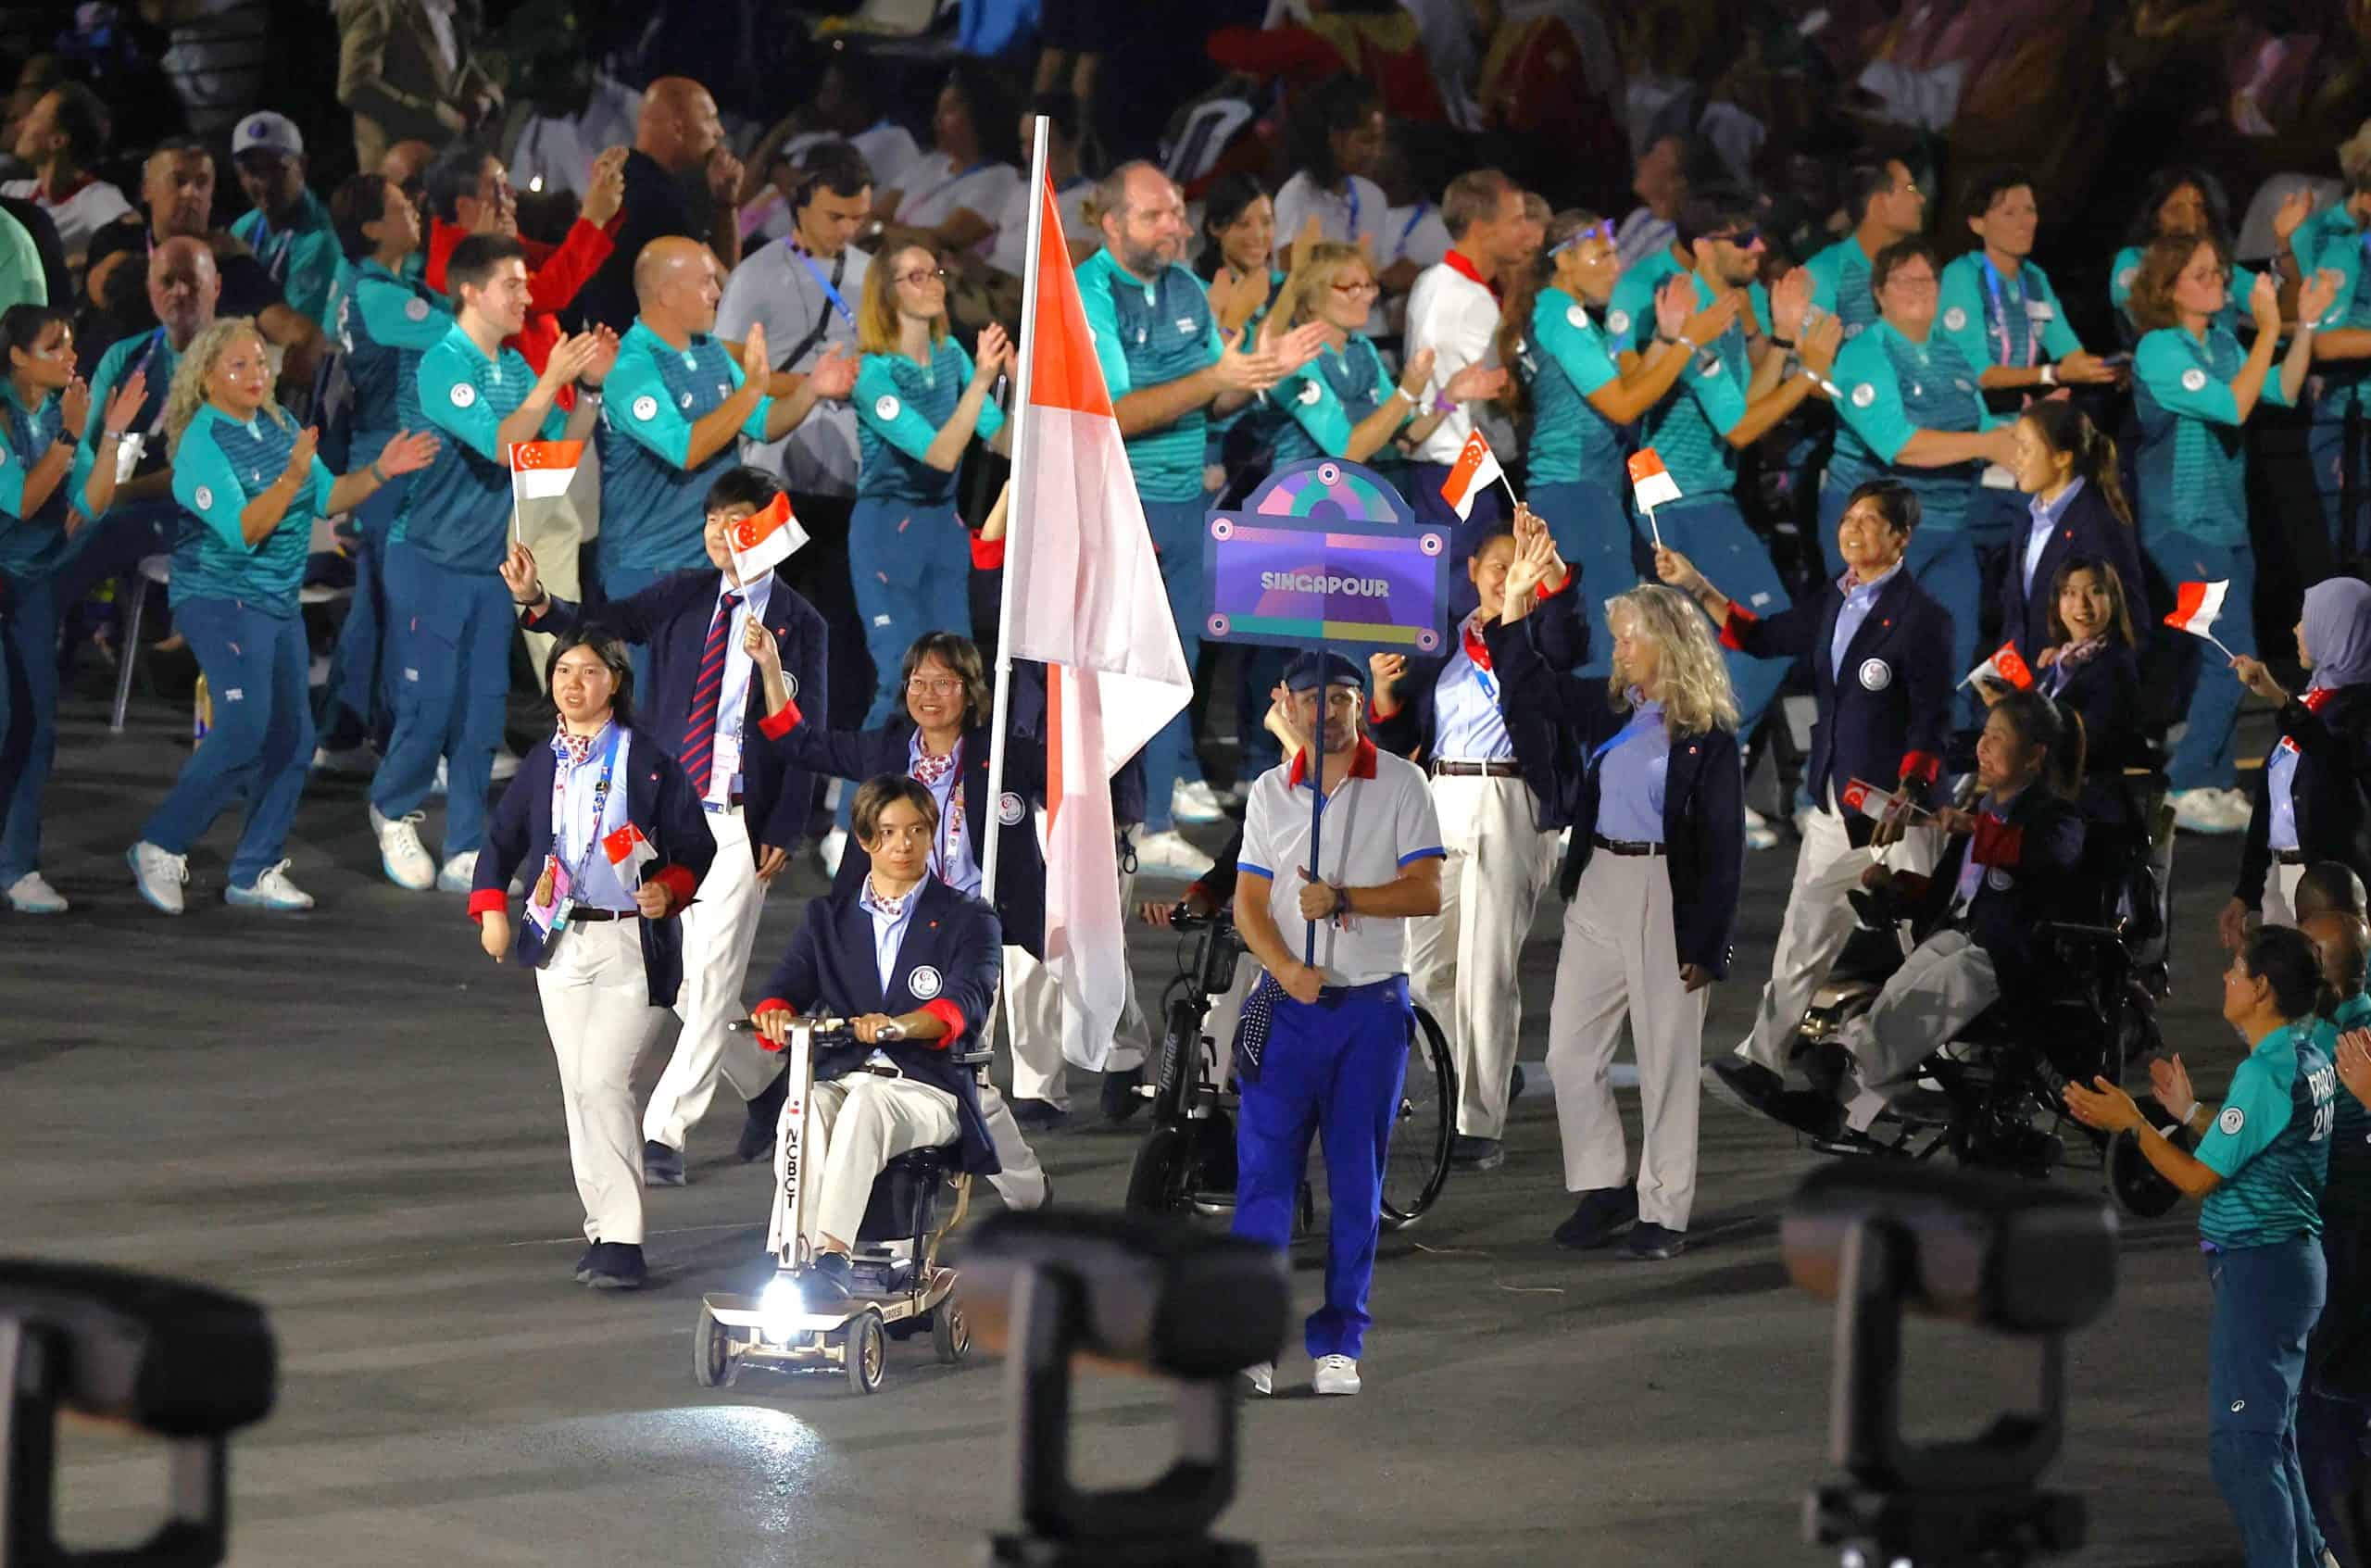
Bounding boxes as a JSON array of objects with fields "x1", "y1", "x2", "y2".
[
  {"x1": 127, "y1": 842, "x2": 188, "y2": 915},
  {"x1": 226, "y1": 860, "x2": 314, "y2": 911},
  {"x1": 6, "y1": 872, "x2": 67, "y2": 913}
]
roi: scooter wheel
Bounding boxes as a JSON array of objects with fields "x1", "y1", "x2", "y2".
[
  {"x1": 1125, "y1": 1123, "x2": 1193, "y2": 1215},
  {"x1": 844, "y1": 1310, "x2": 887, "y2": 1395},
  {"x1": 693, "y1": 1304, "x2": 734, "y2": 1388},
  {"x1": 933, "y1": 1298, "x2": 972, "y2": 1364}
]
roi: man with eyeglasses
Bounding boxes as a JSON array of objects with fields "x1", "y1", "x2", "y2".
[
  {"x1": 1804, "y1": 160, "x2": 1927, "y2": 344},
  {"x1": 1076, "y1": 160, "x2": 1321, "y2": 871}
]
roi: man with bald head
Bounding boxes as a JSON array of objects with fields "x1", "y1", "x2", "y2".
[
  {"x1": 574, "y1": 77, "x2": 746, "y2": 333},
  {"x1": 594, "y1": 236, "x2": 856, "y2": 635}
]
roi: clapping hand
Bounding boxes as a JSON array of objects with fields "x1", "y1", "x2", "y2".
[
  {"x1": 1443, "y1": 363, "x2": 1508, "y2": 402},
  {"x1": 971, "y1": 322, "x2": 1013, "y2": 383},
  {"x1": 2300, "y1": 268, "x2": 2343, "y2": 328},
  {"x1": 1768, "y1": 268, "x2": 1811, "y2": 341},
  {"x1": 2251, "y1": 270, "x2": 2283, "y2": 332},
  {"x1": 2273, "y1": 187, "x2": 2318, "y2": 245},
  {"x1": 282, "y1": 425, "x2": 320, "y2": 486},
  {"x1": 1212, "y1": 327, "x2": 1285, "y2": 394},
  {"x1": 1369, "y1": 650, "x2": 1406, "y2": 698},
  {"x1": 580, "y1": 325, "x2": 620, "y2": 385},
  {"x1": 2150, "y1": 1053, "x2": 2197, "y2": 1126},
  {"x1": 59, "y1": 376, "x2": 91, "y2": 437},
  {"x1": 376, "y1": 428, "x2": 439, "y2": 476},
  {"x1": 2340, "y1": 1031, "x2": 2371, "y2": 1110},
  {"x1": 2063, "y1": 1073, "x2": 2144, "y2": 1133},
  {"x1": 739, "y1": 320, "x2": 772, "y2": 382},
  {"x1": 1261, "y1": 315, "x2": 1330, "y2": 376},
  {"x1": 807, "y1": 343, "x2": 857, "y2": 400},
  {"x1": 1800, "y1": 313, "x2": 1844, "y2": 376},
  {"x1": 99, "y1": 370, "x2": 145, "y2": 433}
]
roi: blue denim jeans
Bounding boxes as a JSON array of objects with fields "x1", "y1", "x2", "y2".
[{"x1": 2209, "y1": 1237, "x2": 2328, "y2": 1568}]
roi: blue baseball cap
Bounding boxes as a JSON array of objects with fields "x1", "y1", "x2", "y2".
[{"x1": 1283, "y1": 650, "x2": 1365, "y2": 693}]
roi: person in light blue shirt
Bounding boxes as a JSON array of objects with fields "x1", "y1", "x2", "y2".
[
  {"x1": 2289, "y1": 171, "x2": 2371, "y2": 563},
  {"x1": 0, "y1": 306, "x2": 144, "y2": 913},
  {"x1": 2126, "y1": 234, "x2": 2333, "y2": 830},
  {"x1": 124, "y1": 316, "x2": 435, "y2": 915},
  {"x1": 369, "y1": 235, "x2": 612, "y2": 895},
  {"x1": 227, "y1": 112, "x2": 344, "y2": 331}
]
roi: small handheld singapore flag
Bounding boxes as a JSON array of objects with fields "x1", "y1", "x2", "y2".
[
  {"x1": 1839, "y1": 778, "x2": 1927, "y2": 822},
  {"x1": 1626, "y1": 448, "x2": 1683, "y2": 510},
  {"x1": 1963, "y1": 640, "x2": 2036, "y2": 691},
  {"x1": 1439, "y1": 429, "x2": 1505, "y2": 521},
  {"x1": 726, "y1": 492, "x2": 809, "y2": 580},
  {"x1": 507, "y1": 439, "x2": 583, "y2": 499},
  {"x1": 601, "y1": 823, "x2": 656, "y2": 888}
]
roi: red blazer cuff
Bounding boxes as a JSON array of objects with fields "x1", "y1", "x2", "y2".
[
  {"x1": 969, "y1": 531, "x2": 1006, "y2": 571},
  {"x1": 1717, "y1": 604, "x2": 1759, "y2": 652},
  {"x1": 1536, "y1": 571, "x2": 1572, "y2": 601},
  {"x1": 467, "y1": 888, "x2": 507, "y2": 920},
  {"x1": 1899, "y1": 751, "x2": 1941, "y2": 784},
  {"x1": 921, "y1": 997, "x2": 967, "y2": 1047},
  {"x1": 758, "y1": 698, "x2": 802, "y2": 740},
  {"x1": 651, "y1": 865, "x2": 698, "y2": 909},
  {"x1": 752, "y1": 998, "x2": 790, "y2": 1047}
]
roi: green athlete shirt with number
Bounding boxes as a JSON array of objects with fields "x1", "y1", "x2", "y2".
[{"x1": 2197, "y1": 1017, "x2": 2336, "y2": 1248}]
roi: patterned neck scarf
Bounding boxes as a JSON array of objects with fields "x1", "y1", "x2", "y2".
[
  {"x1": 552, "y1": 722, "x2": 603, "y2": 769},
  {"x1": 861, "y1": 872, "x2": 910, "y2": 920}
]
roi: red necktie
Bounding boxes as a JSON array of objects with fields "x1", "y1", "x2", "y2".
[{"x1": 680, "y1": 591, "x2": 739, "y2": 792}]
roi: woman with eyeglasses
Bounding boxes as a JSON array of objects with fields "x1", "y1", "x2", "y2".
[
  {"x1": 1823, "y1": 237, "x2": 2021, "y2": 721},
  {"x1": 849, "y1": 244, "x2": 1012, "y2": 735},
  {"x1": 2126, "y1": 234, "x2": 2335, "y2": 836}
]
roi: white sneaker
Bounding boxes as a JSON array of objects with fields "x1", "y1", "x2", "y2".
[
  {"x1": 310, "y1": 744, "x2": 378, "y2": 777},
  {"x1": 435, "y1": 850, "x2": 480, "y2": 893},
  {"x1": 818, "y1": 826, "x2": 847, "y2": 878},
  {"x1": 1743, "y1": 807, "x2": 1779, "y2": 851},
  {"x1": 370, "y1": 804, "x2": 437, "y2": 890},
  {"x1": 1172, "y1": 779, "x2": 1227, "y2": 824},
  {"x1": 489, "y1": 748, "x2": 521, "y2": 783},
  {"x1": 2170, "y1": 788, "x2": 2247, "y2": 836},
  {"x1": 5, "y1": 872, "x2": 67, "y2": 914},
  {"x1": 2216, "y1": 786, "x2": 2256, "y2": 815},
  {"x1": 1241, "y1": 1361, "x2": 1273, "y2": 1397},
  {"x1": 225, "y1": 860, "x2": 314, "y2": 911},
  {"x1": 126, "y1": 842, "x2": 188, "y2": 915},
  {"x1": 1133, "y1": 829, "x2": 1215, "y2": 877},
  {"x1": 1311, "y1": 1354, "x2": 1361, "y2": 1395}
]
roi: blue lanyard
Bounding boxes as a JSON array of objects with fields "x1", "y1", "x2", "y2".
[
  {"x1": 1399, "y1": 201, "x2": 1428, "y2": 252},
  {"x1": 1590, "y1": 715, "x2": 1655, "y2": 766},
  {"x1": 785, "y1": 239, "x2": 853, "y2": 325},
  {"x1": 1340, "y1": 178, "x2": 1361, "y2": 238},
  {"x1": 1979, "y1": 257, "x2": 2035, "y2": 368},
  {"x1": 559, "y1": 727, "x2": 623, "y2": 891}
]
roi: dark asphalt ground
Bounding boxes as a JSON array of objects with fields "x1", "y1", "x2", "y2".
[{"x1": 3, "y1": 683, "x2": 2281, "y2": 1568}]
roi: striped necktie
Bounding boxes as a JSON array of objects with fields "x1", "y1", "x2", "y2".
[{"x1": 681, "y1": 591, "x2": 740, "y2": 794}]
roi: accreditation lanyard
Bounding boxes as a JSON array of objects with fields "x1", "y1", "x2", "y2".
[
  {"x1": 787, "y1": 239, "x2": 853, "y2": 326},
  {"x1": 1589, "y1": 712, "x2": 1655, "y2": 769},
  {"x1": 544, "y1": 727, "x2": 621, "y2": 930},
  {"x1": 1980, "y1": 257, "x2": 2036, "y2": 368},
  {"x1": 910, "y1": 735, "x2": 967, "y2": 885}
]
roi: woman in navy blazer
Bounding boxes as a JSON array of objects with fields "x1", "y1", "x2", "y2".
[
  {"x1": 1988, "y1": 555, "x2": 2147, "y2": 830},
  {"x1": 1489, "y1": 534, "x2": 1745, "y2": 1261},
  {"x1": 2001, "y1": 402, "x2": 2147, "y2": 667},
  {"x1": 470, "y1": 633, "x2": 717, "y2": 1292}
]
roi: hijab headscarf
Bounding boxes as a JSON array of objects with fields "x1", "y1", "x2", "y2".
[{"x1": 2303, "y1": 578, "x2": 2371, "y2": 691}]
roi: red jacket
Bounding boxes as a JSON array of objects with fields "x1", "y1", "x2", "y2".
[{"x1": 425, "y1": 214, "x2": 618, "y2": 402}]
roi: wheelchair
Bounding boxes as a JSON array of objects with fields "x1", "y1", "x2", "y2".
[
  {"x1": 1782, "y1": 771, "x2": 2187, "y2": 1218},
  {"x1": 695, "y1": 1019, "x2": 984, "y2": 1395},
  {"x1": 1123, "y1": 906, "x2": 1457, "y2": 1229}
]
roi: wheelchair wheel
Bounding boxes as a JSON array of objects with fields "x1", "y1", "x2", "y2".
[
  {"x1": 933, "y1": 1298, "x2": 972, "y2": 1364},
  {"x1": 1126, "y1": 1124, "x2": 1195, "y2": 1215},
  {"x1": 692, "y1": 1305, "x2": 734, "y2": 1389},
  {"x1": 844, "y1": 1311, "x2": 887, "y2": 1395},
  {"x1": 1381, "y1": 1004, "x2": 1456, "y2": 1230},
  {"x1": 2108, "y1": 1127, "x2": 2188, "y2": 1220}
]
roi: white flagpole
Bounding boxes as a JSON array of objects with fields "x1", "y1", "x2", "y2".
[{"x1": 979, "y1": 115, "x2": 1050, "y2": 910}]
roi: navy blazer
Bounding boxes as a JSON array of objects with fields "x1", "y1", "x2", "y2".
[
  {"x1": 526, "y1": 568, "x2": 828, "y2": 859},
  {"x1": 2239, "y1": 684, "x2": 2371, "y2": 909},
  {"x1": 1999, "y1": 483, "x2": 2148, "y2": 666},
  {"x1": 470, "y1": 727, "x2": 720, "y2": 1007},
  {"x1": 1485, "y1": 614, "x2": 1746, "y2": 977},
  {"x1": 1721, "y1": 567, "x2": 1951, "y2": 838},
  {"x1": 764, "y1": 707, "x2": 1050, "y2": 959},
  {"x1": 1913, "y1": 784, "x2": 2086, "y2": 986},
  {"x1": 2039, "y1": 642, "x2": 2147, "y2": 817},
  {"x1": 751, "y1": 877, "x2": 1004, "y2": 1175},
  {"x1": 1370, "y1": 577, "x2": 1589, "y2": 767}
]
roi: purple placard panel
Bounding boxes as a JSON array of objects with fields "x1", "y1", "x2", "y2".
[{"x1": 1198, "y1": 458, "x2": 1449, "y2": 655}]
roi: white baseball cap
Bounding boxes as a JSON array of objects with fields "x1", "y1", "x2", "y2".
[{"x1": 232, "y1": 111, "x2": 303, "y2": 161}]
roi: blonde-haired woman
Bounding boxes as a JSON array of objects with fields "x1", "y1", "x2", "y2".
[
  {"x1": 124, "y1": 317, "x2": 435, "y2": 914},
  {"x1": 1263, "y1": 241, "x2": 1502, "y2": 481},
  {"x1": 1489, "y1": 531, "x2": 1745, "y2": 1261},
  {"x1": 848, "y1": 244, "x2": 1013, "y2": 733}
]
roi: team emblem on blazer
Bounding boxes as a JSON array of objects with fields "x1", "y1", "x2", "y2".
[
  {"x1": 907, "y1": 965, "x2": 943, "y2": 999},
  {"x1": 998, "y1": 791, "x2": 1025, "y2": 826},
  {"x1": 784, "y1": 671, "x2": 797, "y2": 697},
  {"x1": 1858, "y1": 658, "x2": 1891, "y2": 692},
  {"x1": 1987, "y1": 867, "x2": 2013, "y2": 892}
]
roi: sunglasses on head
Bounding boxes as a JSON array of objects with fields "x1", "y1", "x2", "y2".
[{"x1": 1549, "y1": 218, "x2": 1616, "y2": 257}]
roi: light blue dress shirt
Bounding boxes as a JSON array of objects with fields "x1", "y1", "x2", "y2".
[
  {"x1": 1593, "y1": 699, "x2": 1671, "y2": 843},
  {"x1": 859, "y1": 873, "x2": 921, "y2": 991},
  {"x1": 1432, "y1": 621, "x2": 1516, "y2": 761},
  {"x1": 910, "y1": 733, "x2": 981, "y2": 894},
  {"x1": 2021, "y1": 477, "x2": 2087, "y2": 596},
  {"x1": 558, "y1": 724, "x2": 637, "y2": 912},
  {"x1": 2268, "y1": 739, "x2": 2302, "y2": 852},
  {"x1": 1830, "y1": 559, "x2": 1904, "y2": 681}
]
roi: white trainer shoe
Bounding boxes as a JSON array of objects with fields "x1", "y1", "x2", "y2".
[
  {"x1": 1133, "y1": 829, "x2": 1215, "y2": 877},
  {"x1": 226, "y1": 860, "x2": 315, "y2": 911},
  {"x1": 1172, "y1": 779, "x2": 1227, "y2": 823},
  {"x1": 818, "y1": 826, "x2": 847, "y2": 878},
  {"x1": 1311, "y1": 1354, "x2": 1361, "y2": 1395},
  {"x1": 126, "y1": 842, "x2": 188, "y2": 915},
  {"x1": 489, "y1": 748, "x2": 521, "y2": 783},
  {"x1": 6, "y1": 871, "x2": 67, "y2": 913},
  {"x1": 434, "y1": 850, "x2": 480, "y2": 893},
  {"x1": 2170, "y1": 788, "x2": 2247, "y2": 836},
  {"x1": 1241, "y1": 1361, "x2": 1273, "y2": 1397},
  {"x1": 310, "y1": 744, "x2": 378, "y2": 777},
  {"x1": 1742, "y1": 807, "x2": 1779, "y2": 851},
  {"x1": 370, "y1": 804, "x2": 437, "y2": 890}
]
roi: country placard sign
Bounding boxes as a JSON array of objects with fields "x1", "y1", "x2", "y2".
[{"x1": 1200, "y1": 458, "x2": 1449, "y2": 653}]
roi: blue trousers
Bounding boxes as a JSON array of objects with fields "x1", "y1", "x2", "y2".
[
  {"x1": 1817, "y1": 481, "x2": 1986, "y2": 726},
  {"x1": 1409, "y1": 458, "x2": 1510, "y2": 625},
  {"x1": 1141, "y1": 495, "x2": 1209, "y2": 829},
  {"x1": 848, "y1": 497, "x2": 972, "y2": 728},
  {"x1": 318, "y1": 468, "x2": 412, "y2": 750},
  {"x1": 1232, "y1": 975, "x2": 1411, "y2": 1361},
  {"x1": 372, "y1": 543, "x2": 513, "y2": 860},
  {"x1": 2210, "y1": 1238, "x2": 2328, "y2": 1568},
  {"x1": 141, "y1": 596, "x2": 315, "y2": 884},
  {"x1": 1533, "y1": 479, "x2": 1637, "y2": 678},
  {"x1": 2145, "y1": 530, "x2": 2255, "y2": 792},
  {"x1": 1656, "y1": 495, "x2": 1788, "y2": 743},
  {"x1": 2304, "y1": 1214, "x2": 2371, "y2": 1567},
  {"x1": 0, "y1": 576, "x2": 58, "y2": 884}
]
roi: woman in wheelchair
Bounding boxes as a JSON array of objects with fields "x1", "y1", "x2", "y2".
[
  {"x1": 2221, "y1": 577, "x2": 2371, "y2": 946},
  {"x1": 748, "y1": 775, "x2": 1004, "y2": 1297},
  {"x1": 1766, "y1": 688, "x2": 2088, "y2": 1143}
]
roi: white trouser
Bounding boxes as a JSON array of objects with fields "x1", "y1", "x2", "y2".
[
  {"x1": 644, "y1": 807, "x2": 779, "y2": 1149},
  {"x1": 1546, "y1": 851, "x2": 1708, "y2": 1230},
  {"x1": 2261, "y1": 859, "x2": 2308, "y2": 928},
  {"x1": 1407, "y1": 772, "x2": 1556, "y2": 1138},
  {"x1": 1737, "y1": 803, "x2": 1941, "y2": 1073},
  {"x1": 768, "y1": 1073, "x2": 962, "y2": 1255},
  {"x1": 1838, "y1": 929, "x2": 2001, "y2": 1132},
  {"x1": 1000, "y1": 945, "x2": 1071, "y2": 1104},
  {"x1": 975, "y1": 1084, "x2": 1048, "y2": 1210},
  {"x1": 535, "y1": 917, "x2": 667, "y2": 1246}
]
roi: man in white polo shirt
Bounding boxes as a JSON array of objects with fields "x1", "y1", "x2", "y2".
[{"x1": 1233, "y1": 650, "x2": 1444, "y2": 1400}]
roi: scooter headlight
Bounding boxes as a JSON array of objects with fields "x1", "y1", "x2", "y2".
[{"x1": 759, "y1": 1276, "x2": 805, "y2": 1343}]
